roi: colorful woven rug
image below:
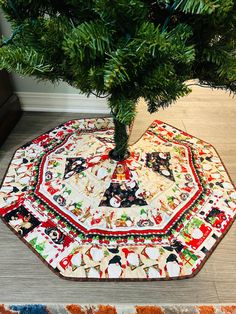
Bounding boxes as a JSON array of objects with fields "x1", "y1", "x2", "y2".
[
  {"x1": 0, "y1": 304, "x2": 236, "y2": 314},
  {"x1": 0, "y1": 118, "x2": 235, "y2": 280}
]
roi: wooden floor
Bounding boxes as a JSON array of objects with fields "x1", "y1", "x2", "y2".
[{"x1": 0, "y1": 86, "x2": 235, "y2": 304}]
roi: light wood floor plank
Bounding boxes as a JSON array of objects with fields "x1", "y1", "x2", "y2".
[{"x1": 215, "y1": 282, "x2": 236, "y2": 303}]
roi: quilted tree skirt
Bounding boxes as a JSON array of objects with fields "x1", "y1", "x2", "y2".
[{"x1": 0, "y1": 117, "x2": 235, "y2": 280}]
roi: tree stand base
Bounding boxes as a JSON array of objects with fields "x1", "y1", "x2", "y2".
[
  {"x1": 108, "y1": 148, "x2": 130, "y2": 161},
  {"x1": 0, "y1": 117, "x2": 235, "y2": 280}
]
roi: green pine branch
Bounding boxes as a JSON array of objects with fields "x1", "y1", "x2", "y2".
[
  {"x1": 0, "y1": 45, "x2": 54, "y2": 77},
  {"x1": 63, "y1": 20, "x2": 113, "y2": 62},
  {"x1": 108, "y1": 95, "x2": 137, "y2": 125},
  {"x1": 172, "y1": 0, "x2": 233, "y2": 15}
]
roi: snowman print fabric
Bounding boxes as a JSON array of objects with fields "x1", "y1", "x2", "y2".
[{"x1": 0, "y1": 117, "x2": 235, "y2": 280}]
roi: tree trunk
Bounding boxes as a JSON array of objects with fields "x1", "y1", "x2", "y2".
[{"x1": 109, "y1": 117, "x2": 130, "y2": 161}]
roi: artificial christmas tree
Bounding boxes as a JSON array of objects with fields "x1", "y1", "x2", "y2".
[
  {"x1": 0, "y1": 0, "x2": 235, "y2": 159},
  {"x1": 0, "y1": 1, "x2": 236, "y2": 280}
]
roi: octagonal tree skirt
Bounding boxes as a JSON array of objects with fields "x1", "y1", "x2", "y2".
[{"x1": 0, "y1": 117, "x2": 235, "y2": 280}]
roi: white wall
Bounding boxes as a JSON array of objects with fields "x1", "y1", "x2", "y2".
[
  {"x1": 0, "y1": 10, "x2": 109, "y2": 112},
  {"x1": 0, "y1": 10, "x2": 80, "y2": 94}
]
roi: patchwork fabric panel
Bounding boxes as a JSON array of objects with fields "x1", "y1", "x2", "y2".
[{"x1": 0, "y1": 118, "x2": 235, "y2": 280}]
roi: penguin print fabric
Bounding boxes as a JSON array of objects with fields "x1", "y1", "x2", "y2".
[{"x1": 0, "y1": 118, "x2": 235, "y2": 280}]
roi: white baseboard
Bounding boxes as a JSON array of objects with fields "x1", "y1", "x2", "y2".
[{"x1": 17, "y1": 92, "x2": 110, "y2": 113}]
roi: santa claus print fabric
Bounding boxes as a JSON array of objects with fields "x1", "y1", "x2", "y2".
[{"x1": 0, "y1": 117, "x2": 235, "y2": 280}]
